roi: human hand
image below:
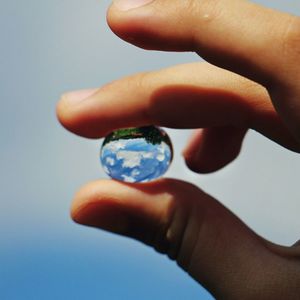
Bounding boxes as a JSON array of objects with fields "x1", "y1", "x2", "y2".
[{"x1": 56, "y1": 0, "x2": 300, "y2": 298}]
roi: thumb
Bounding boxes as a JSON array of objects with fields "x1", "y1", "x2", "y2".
[{"x1": 71, "y1": 179, "x2": 283, "y2": 298}]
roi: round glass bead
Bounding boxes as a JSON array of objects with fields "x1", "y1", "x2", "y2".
[{"x1": 100, "y1": 126, "x2": 173, "y2": 183}]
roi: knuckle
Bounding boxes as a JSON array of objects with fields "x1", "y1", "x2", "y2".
[
  {"x1": 268, "y1": 16, "x2": 300, "y2": 90},
  {"x1": 184, "y1": 0, "x2": 224, "y2": 50},
  {"x1": 164, "y1": 200, "x2": 191, "y2": 260},
  {"x1": 126, "y1": 71, "x2": 148, "y2": 96},
  {"x1": 192, "y1": 0, "x2": 223, "y2": 25},
  {"x1": 134, "y1": 71, "x2": 149, "y2": 91},
  {"x1": 280, "y1": 16, "x2": 300, "y2": 63},
  {"x1": 131, "y1": 71, "x2": 154, "y2": 123},
  {"x1": 151, "y1": 181, "x2": 200, "y2": 261},
  {"x1": 151, "y1": 184, "x2": 184, "y2": 255},
  {"x1": 185, "y1": 0, "x2": 221, "y2": 18},
  {"x1": 140, "y1": 70, "x2": 166, "y2": 125},
  {"x1": 166, "y1": 185, "x2": 204, "y2": 267}
]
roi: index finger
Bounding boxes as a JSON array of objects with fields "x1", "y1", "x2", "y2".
[{"x1": 57, "y1": 63, "x2": 299, "y2": 151}]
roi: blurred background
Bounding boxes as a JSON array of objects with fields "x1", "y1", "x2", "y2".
[{"x1": 0, "y1": 0, "x2": 299, "y2": 299}]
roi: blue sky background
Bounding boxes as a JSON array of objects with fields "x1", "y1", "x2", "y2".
[{"x1": 0, "y1": 1, "x2": 299, "y2": 299}]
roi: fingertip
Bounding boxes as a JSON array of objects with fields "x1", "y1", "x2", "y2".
[
  {"x1": 183, "y1": 153, "x2": 232, "y2": 174},
  {"x1": 71, "y1": 180, "x2": 116, "y2": 221},
  {"x1": 181, "y1": 129, "x2": 204, "y2": 159},
  {"x1": 70, "y1": 180, "x2": 101, "y2": 224},
  {"x1": 56, "y1": 89, "x2": 108, "y2": 139},
  {"x1": 57, "y1": 88, "x2": 98, "y2": 112},
  {"x1": 70, "y1": 180, "x2": 133, "y2": 234},
  {"x1": 56, "y1": 92, "x2": 82, "y2": 136},
  {"x1": 183, "y1": 127, "x2": 247, "y2": 174},
  {"x1": 56, "y1": 94, "x2": 75, "y2": 133},
  {"x1": 182, "y1": 131, "x2": 209, "y2": 173},
  {"x1": 182, "y1": 129, "x2": 220, "y2": 174},
  {"x1": 106, "y1": 2, "x2": 139, "y2": 44},
  {"x1": 70, "y1": 179, "x2": 170, "y2": 222},
  {"x1": 106, "y1": 1, "x2": 175, "y2": 51}
]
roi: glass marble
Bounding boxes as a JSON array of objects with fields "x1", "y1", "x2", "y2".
[{"x1": 100, "y1": 126, "x2": 173, "y2": 183}]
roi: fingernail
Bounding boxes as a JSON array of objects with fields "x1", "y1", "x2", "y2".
[
  {"x1": 113, "y1": 0, "x2": 154, "y2": 11},
  {"x1": 61, "y1": 89, "x2": 98, "y2": 105}
]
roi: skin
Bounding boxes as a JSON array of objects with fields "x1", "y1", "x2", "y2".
[{"x1": 56, "y1": 0, "x2": 300, "y2": 299}]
